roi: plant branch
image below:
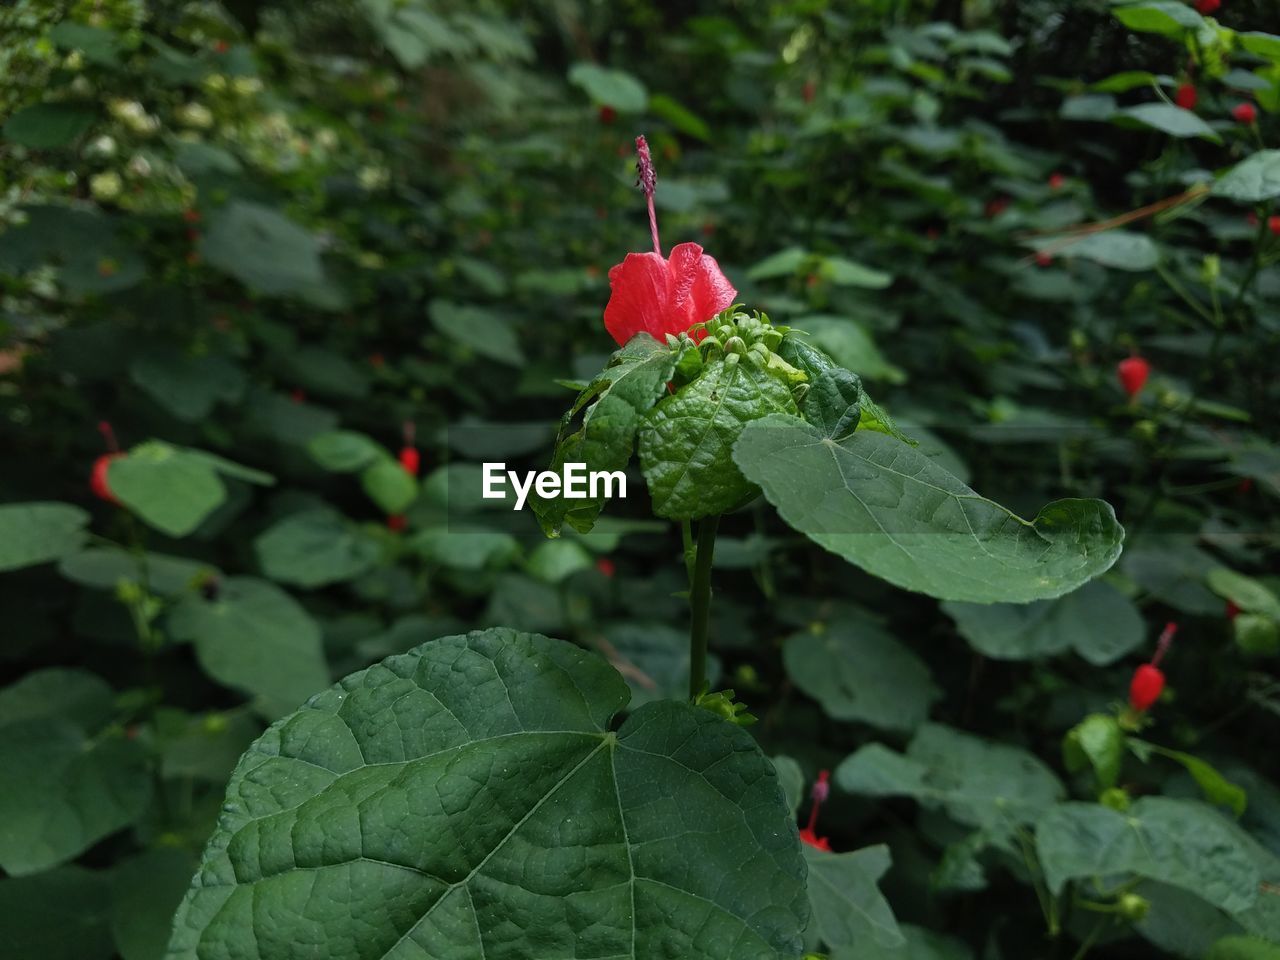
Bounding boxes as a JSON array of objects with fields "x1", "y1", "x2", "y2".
[{"x1": 688, "y1": 514, "x2": 720, "y2": 700}]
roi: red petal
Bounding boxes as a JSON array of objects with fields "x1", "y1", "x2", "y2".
[
  {"x1": 603, "y1": 252, "x2": 670, "y2": 346},
  {"x1": 665, "y1": 242, "x2": 737, "y2": 340}
]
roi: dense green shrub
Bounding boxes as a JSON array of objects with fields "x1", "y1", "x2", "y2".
[{"x1": 2, "y1": 1, "x2": 1279, "y2": 958}]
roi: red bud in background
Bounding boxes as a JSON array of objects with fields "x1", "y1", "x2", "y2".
[
  {"x1": 399, "y1": 446, "x2": 420, "y2": 476},
  {"x1": 1226, "y1": 600, "x2": 1241, "y2": 620},
  {"x1": 91, "y1": 454, "x2": 122, "y2": 504},
  {"x1": 1048, "y1": 172, "x2": 1065, "y2": 190},
  {"x1": 386, "y1": 514, "x2": 407, "y2": 533},
  {"x1": 1129, "y1": 664, "x2": 1165, "y2": 712},
  {"x1": 1195, "y1": 0, "x2": 1221, "y2": 13},
  {"x1": 1117, "y1": 356, "x2": 1150, "y2": 399},
  {"x1": 1232, "y1": 102, "x2": 1258, "y2": 125},
  {"x1": 595, "y1": 556, "x2": 616, "y2": 578},
  {"x1": 598, "y1": 105, "x2": 617, "y2": 125},
  {"x1": 1175, "y1": 84, "x2": 1197, "y2": 110},
  {"x1": 799, "y1": 770, "x2": 833, "y2": 851}
]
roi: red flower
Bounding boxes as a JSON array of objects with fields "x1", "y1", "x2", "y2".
[
  {"x1": 800, "y1": 770, "x2": 832, "y2": 851},
  {"x1": 1175, "y1": 84, "x2": 1198, "y2": 110},
  {"x1": 802, "y1": 79, "x2": 817, "y2": 104},
  {"x1": 1226, "y1": 599, "x2": 1241, "y2": 621},
  {"x1": 799, "y1": 827, "x2": 831, "y2": 852},
  {"x1": 1035, "y1": 251, "x2": 1053, "y2": 267},
  {"x1": 1195, "y1": 0, "x2": 1221, "y2": 13},
  {"x1": 1129, "y1": 622, "x2": 1177, "y2": 713},
  {"x1": 598, "y1": 105, "x2": 617, "y2": 125},
  {"x1": 603, "y1": 242, "x2": 737, "y2": 346},
  {"x1": 985, "y1": 196, "x2": 1010, "y2": 218},
  {"x1": 1233, "y1": 102, "x2": 1258, "y2": 125},
  {"x1": 1269, "y1": 216, "x2": 1280, "y2": 236},
  {"x1": 183, "y1": 208, "x2": 202, "y2": 224},
  {"x1": 387, "y1": 514, "x2": 407, "y2": 532},
  {"x1": 1117, "y1": 356, "x2": 1150, "y2": 399},
  {"x1": 399, "y1": 446, "x2": 420, "y2": 476},
  {"x1": 595, "y1": 556, "x2": 616, "y2": 578},
  {"x1": 1048, "y1": 172, "x2": 1065, "y2": 190},
  {"x1": 1129, "y1": 664, "x2": 1165, "y2": 712},
  {"x1": 91, "y1": 453, "x2": 122, "y2": 504}
]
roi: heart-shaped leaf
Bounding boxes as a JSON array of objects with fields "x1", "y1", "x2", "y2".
[
  {"x1": 733, "y1": 414, "x2": 1123, "y2": 603},
  {"x1": 167, "y1": 629, "x2": 808, "y2": 960}
]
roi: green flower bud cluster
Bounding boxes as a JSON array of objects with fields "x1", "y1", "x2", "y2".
[{"x1": 683, "y1": 308, "x2": 807, "y2": 388}]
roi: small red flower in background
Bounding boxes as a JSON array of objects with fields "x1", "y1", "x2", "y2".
[
  {"x1": 183, "y1": 208, "x2": 202, "y2": 224},
  {"x1": 1048, "y1": 172, "x2": 1065, "y2": 190},
  {"x1": 1232, "y1": 102, "x2": 1258, "y2": 125},
  {"x1": 1269, "y1": 216, "x2": 1280, "y2": 236},
  {"x1": 386, "y1": 514, "x2": 407, "y2": 533},
  {"x1": 398, "y1": 421, "x2": 420, "y2": 476},
  {"x1": 802, "y1": 79, "x2": 817, "y2": 104},
  {"x1": 1175, "y1": 84, "x2": 1198, "y2": 110},
  {"x1": 213, "y1": 39, "x2": 230, "y2": 54},
  {"x1": 1129, "y1": 622, "x2": 1176, "y2": 713},
  {"x1": 799, "y1": 770, "x2": 833, "y2": 852},
  {"x1": 91, "y1": 421, "x2": 122, "y2": 504},
  {"x1": 595, "y1": 556, "x2": 616, "y2": 578},
  {"x1": 1195, "y1": 0, "x2": 1221, "y2": 13},
  {"x1": 1226, "y1": 600, "x2": 1241, "y2": 621},
  {"x1": 1035, "y1": 252, "x2": 1053, "y2": 267},
  {"x1": 1117, "y1": 355, "x2": 1150, "y2": 399},
  {"x1": 1239, "y1": 477, "x2": 1255, "y2": 494},
  {"x1": 985, "y1": 196, "x2": 1010, "y2": 218},
  {"x1": 603, "y1": 136, "x2": 737, "y2": 347},
  {"x1": 598, "y1": 105, "x2": 617, "y2": 125},
  {"x1": 290, "y1": 388, "x2": 306, "y2": 404}
]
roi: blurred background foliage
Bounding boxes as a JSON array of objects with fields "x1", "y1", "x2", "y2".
[{"x1": 2, "y1": 0, "x2": 1280, "y2": 958}]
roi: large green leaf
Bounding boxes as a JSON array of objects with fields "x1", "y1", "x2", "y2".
[
  {"x1": 640, "y1": 357, "x2": 798, "y2": 520},
  {"x1": 429, "y1": 299, "x2": 525, "y2": 365},
  {"x1": 111, "y1": 848, "x2": 200, "y2": 960},
  {"x1": 168, "y1": 576, "x2": 330, "y2": 717},
  {"x1": 0, "y1": 672, "x2": 149, "y2": 875},
  {"x1": 942, "y1": 579, "x2": 1144, "y2": 665},
  {"x1": 783, "y1": 620, "x2": 939, "y2": 731},
  {"x1": 805, "y1": 844, "x2": 904, "y2": 951},
  {"x1": 837, "y1": 723, "x2": 1064, "y2": 835},
  {"x1": 167, "y1": 629, "x2": 808, "y2": 959},
  {"x1": 1036, "y1": 798, "x2": 1266, "y2": 917},
  {"x1": 1030, "y1": 231, "x2": 1159, "y2": 271},
  {"x1": 1213, "y1": 151, "x2": 1280, "y2": 203},
  {"x1": 534, "y1": 335, "x2": 679, "y2": 536},
  {"x1": 733, "y1": 415, "x2": 1124, "y2": 603},
  {"x1": 0, "y1": 502, "x2": 90, "y2": 572}
]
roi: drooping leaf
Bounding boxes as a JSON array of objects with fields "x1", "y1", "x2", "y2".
[
  {"x1": 640, "y1": 357, "x2": 798, "y2": 519},
  {"x1": 806, "y1": 844, "x2": 904, "y2": 950},
  {"x1": 837, "y1": 723, "x2": 1064, "y2": 836},
  {"x1": 1031, "y1": 231, "x2": 1159, "y2": 271},
  {"x1": 201, "y1": 201, "x2": 326, "y2": 297},
  {"x1": 168, "y1": 576, "x2": 329, "y2": 716},
  {"x1": 733, "y1": 415, "x2": 1124, "y2": 603},
  {"x1": 943, "y1": 579, "x2": 1144, "y2": 665},
  {"x1": 0, "y1": 502, "x2": 90, "y2": 572},
  {"x1": 568, "y1": 63, "x2": 648, "y2": 112},
  {"x1": 254, "y1": 510, "x2": 380, "y2": 588},
  {"x1": 361, "y1": 457, "x2": 418, "y2": 513},
  {"x1": 1112, "y1": 2, "x2": 1205, "y2": 36},
  {"x1": 166, "y1": 629, "x2": 809, "y2": 960},
  {"x1": 1213, "y1": 151, "x2": 1280, "y2": 203},
  {"x1": 307, "y1": 431, "x2": 385, "y2": 473},
  {"x1": 783, "y1": 621, "x2": 939, "y2": 731},
  {"x1": 1036, "y1": 798, "x2": 1264, "y2": 917},
  {"x1": 108, "y1": 443, "x2": 226, "y2": 538},
  {"x1": 1117, "y1": 102, "x2": 1222, "y2": 142},
  {"x1": 533, "y1": 335, "x2": 679, "y2": 536},
  {"x1": 1063, "y1": 713, "x2": 1125, "y2": 790},
  {"x1": 430, "y1": 299, "x2": 526, "y2": 365},
  {"x1": 1128, "y1": 739, "x2": 1248, "y2": 817}
]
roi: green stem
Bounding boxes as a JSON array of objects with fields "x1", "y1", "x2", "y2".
[{"x1": 688, "y1": 515, "x2": 720, "y2": 700}]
